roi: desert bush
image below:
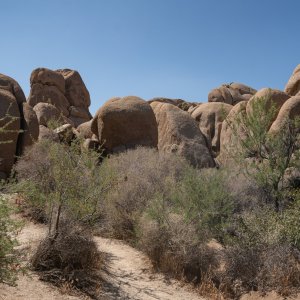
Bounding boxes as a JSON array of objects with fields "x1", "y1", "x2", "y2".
[
  {"x1": 226, "y1": 94, "x2": 300, "y2": 210},
  {"x1": 136, "y1": 166, "x2": 233, "y2": 287},
  {"x1": 13, "y1": 138, "x2": 109, "y2": 230},
  {"x1": 138, "y1": 214, "x2": 220, "y2": 283},
  {"x1": 0, "y1": 195, "x2": 22, "y2": 285},
  {"x1": 100, "y1": 147, "x2": 190, "y2": 239},
  {"x1": 11, "y1": 138, "x2": 107, "y2": 296},
  {"x1": 31, "y1": 222, "x2": 103, "y2": 296}
]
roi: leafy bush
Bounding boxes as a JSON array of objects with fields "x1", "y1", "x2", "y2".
[
  {"x1": 226, "y1": 94, "x2": 300, "y2": 210},
  {"x1": 0, "y1": 195, "x2": 22, "y2": 285},
  {"x1": 12, "y1": 138, "x2": 107, "y2": 296},
  {"x1": 13, "y1": 139, "x2": 109, "y2": 231}
]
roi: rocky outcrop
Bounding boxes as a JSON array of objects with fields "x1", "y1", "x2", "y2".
[
  {"x1": 148, "y1": 97, "x2": 198, "y2": 111},
  {"x1": 246, "y1": 88, "x2": 290, "y2": 129},
  {"x1": 218, "y1": 101, "x2": 248, "y2": 164},
  {"x1": 208, "y1": 82, "x2": 256, "y2": 105},
  {"x1": 28, "y1": 68, "x2": 92, "y2": 128},
  {"x1": 92, "y1": 96, "x2": 158, "y2": 153},
  {"x1": 150, "y1": 101, "x2": 215, "y2": 168},
  {"x1": 285, "y1": 65, "x2": 300, "y2": 96},
  {"x1": 56, "y1": 69, "x2": 92, "y2": 126},
  {"x1": 269, "y1": 95, "x2": 300, "y2": 133},
  {"x1": 191, "y1": 102, "x2": 233, "y2": 155}
]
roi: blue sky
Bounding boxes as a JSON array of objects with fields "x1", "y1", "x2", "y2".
[{"x1": 1, "y1": 0, "x2": 300, "y2": 114}]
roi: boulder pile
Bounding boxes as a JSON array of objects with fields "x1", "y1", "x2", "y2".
[{"x1": 1, "y1": 64, "x2": 300, "y2": 177}]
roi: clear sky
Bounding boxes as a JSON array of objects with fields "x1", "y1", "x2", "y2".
[{"x1": 1, "y1": 0, "x2": 300, "y2": 114}]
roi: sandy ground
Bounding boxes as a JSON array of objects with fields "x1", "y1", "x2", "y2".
[
  {"x1": 0, "y1": 204, "x2": 204, "y2": 300},
  {"x1": 0, "y1": 220, "x2": 82, "y2": 300}
]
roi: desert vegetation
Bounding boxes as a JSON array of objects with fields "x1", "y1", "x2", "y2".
[{"x1": 1, "y1": 65, "x2": 300, "y2": 299}]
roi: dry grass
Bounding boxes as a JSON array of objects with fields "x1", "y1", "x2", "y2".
[{"x1": 31, "y1": 223, "x2": 103, "y2": 298}]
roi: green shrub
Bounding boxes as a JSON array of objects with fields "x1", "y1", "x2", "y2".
[
  {"x1": 226, "y1": 94, "x2": 300, "y2": 210},
  {"x1": 0, "y1": 195, "x2": 22, "y2": 285}
]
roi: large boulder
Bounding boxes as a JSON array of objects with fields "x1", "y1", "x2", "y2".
[
  {"x1": 0, "y1": 90, "x2": 20, "y2": 176},
  {"x1": 246, "y1": 88, "x2": 290, "y2": 128},
  {"x1": 0, "y1": 73, "x2": 26, "y2": 106},
  {"x1": 18, "y1": 102, "x2": 39, "y2": 153},
  {"x1": 208, "y1": 82, "x2": 256, "y2": 105},
  {"x1": 285, "y1": 65, "x2": 300, "y2": 96},
  {"x1": 150, "y1": 101, "x2": 215, "y2": 168},
  {"x1": 191, "y1": 102, "x2": 233, "y2": 155},
  {"x1": 269, "y1": 95, "x2": 300, "y2": 133},
  {"x1": 92, "y1": 96, "x2": 158, "y2": 152},
  {"x1": 218, "y1": 101, "x2": 248, "y2": 164}
]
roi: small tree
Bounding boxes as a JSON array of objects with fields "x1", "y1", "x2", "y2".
[{"x1": 225, "y1": 95, "x2": 300, "y2": 210}]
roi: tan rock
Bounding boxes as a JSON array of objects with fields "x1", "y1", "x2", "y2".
[
  {"x1": 191, "y1": 102, "x2": 233, "y2": 155},
  {"x1": 246, "y1": 88, "x2": 290, "y2": 127},
  {"x1": 208, "y1": 82, "x2": 256, "y2": 105},
  {"x1": 57, "y1": 69, "x2": 90, "y2": 108},
  {"x1": 30, "y1": 68, "x2": 65, "y2": 94},
  {"x1": 54, "y1": 124, "x2": 74, "y2": 143},
  {"x1": 269, "y1": 95, "x2": 300, "y2": 133},
  {"x1": 33, "y1": 102, "x2": 64, "y2": 127},
  {"x1": 93, "y1": 96, "x2": 158, "y2": 152},
  {"x1": 218, "y1": 101, "x2": 248, "y2": 164},
  {"x1": 151, "y1": 101, "x2": 215, "y2": 168},
  {"x1": 285, "y1": 64, "x2": 300, "y2": 96},
  {"x1": 77, "y1": 119, "x2": 93, "y2": 139},
  {"x1": 28, "y1": 83, "x2": 70, "y2": 116}
]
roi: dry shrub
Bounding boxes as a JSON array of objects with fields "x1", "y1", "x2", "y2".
[
  {"x1": 258, "y1": 244, "x2": 300, "y2": 296},
  {"x1": 138, "y1": 214, "x2": 220, "y2": 284},
  {"x1": 31, "y1": 223, "x2": 103, "y2": 297},
  {"x1": 101, "y1": 147, "x2": 189, "y2": 239}
]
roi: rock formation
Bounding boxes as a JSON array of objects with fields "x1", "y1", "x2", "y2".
[
  {"x1": 92, "y1": 96, "x2": 158, "y2": 153},
  {"x1": 208, "y1": 82, "x2": 256, "y2": 105},
  {"x1": 191, "y1": 102, "x2": 233, "y2": 156},
  {"x1": 150, "y1": 101, "x2": 215, "y2": 168}
]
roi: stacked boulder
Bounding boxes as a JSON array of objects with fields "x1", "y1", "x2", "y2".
[
  {"x1": 191, "y1": 102, "x2": 233, "y2": 156},
  {"x1": 208, "y1": 82, "x2": 256, "y2": 105},
  {"x1": 27, "y1": 68, "x2": 92, "y2": 140},
  {"x1": 148, "y1": 97, "x2": 198, "y2": 112}
]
